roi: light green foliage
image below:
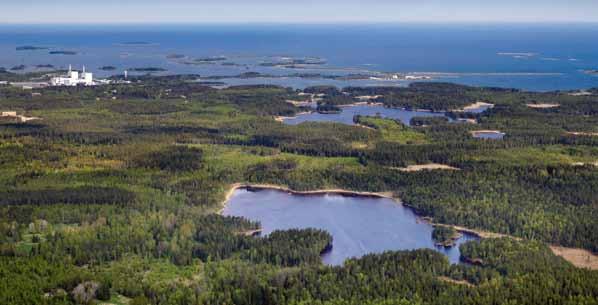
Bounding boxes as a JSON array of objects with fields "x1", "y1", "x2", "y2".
[{"x1": 0, "y1": 77, "x2": 597, "y2": 304}]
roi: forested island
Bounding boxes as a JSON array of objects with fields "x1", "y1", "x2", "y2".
[
  {"x1": 16, "y1": 45, "x2": 48, "y2": 51},
  {"x1": 9, "y1": 65, "x2": 26, "y2": 71},
  {"x1": 432, "y1": 226, "x2": 460, "y2": 247},
  {"x1": 49, "y1": 50, "x2": 78, "y2": 55},
  {"x1": 0, "y1": 72, "x2": 597, "y2": 305},
  {"x1": 98, "y1": 66, "x2": 117, "y2": 71}
]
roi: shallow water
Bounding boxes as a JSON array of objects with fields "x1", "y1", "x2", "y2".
[
  {"x1": 222, "y1": 188, "x2": 479, "y2": 265},
  {"x1": 473, "y1": 131, "x2": 505, "y2": 139}
]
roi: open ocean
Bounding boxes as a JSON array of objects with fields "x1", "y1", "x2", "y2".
[{"x1": 1, "y1": 23, "x2": 597, "y2": 91}]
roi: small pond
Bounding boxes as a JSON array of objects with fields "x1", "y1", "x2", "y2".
[
  {"x1": 472, "y1": 131, "x2": 505, "y2": 139},
  {"x1": 223, "y1": 188, "x2": 479, "y2": 265}
]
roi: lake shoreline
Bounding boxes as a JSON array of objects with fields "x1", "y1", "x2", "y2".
[
  {"x1": 219, "y1": 183, "x2": 397, "y2": 214},
  {"x1": 219, "y1": 183, "x2": 598, "y2": 270},
  {"x1": 275, "y1": 102, "x2": 449, "y2": 124}
]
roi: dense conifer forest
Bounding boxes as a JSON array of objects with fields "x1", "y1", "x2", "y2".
[{"x1": 0, "y1": 74, "x2": 597, "y2": 304}]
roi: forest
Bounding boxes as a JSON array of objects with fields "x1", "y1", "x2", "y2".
[{"x1": 0, "y1": 73, "x2": 597, "y2": 305}]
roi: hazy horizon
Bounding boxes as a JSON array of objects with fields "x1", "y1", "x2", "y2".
[{"x1": 2, "y1": 0, "x2": 598, "y2": 24}]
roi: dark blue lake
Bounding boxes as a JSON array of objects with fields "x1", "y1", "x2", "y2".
[
  {"x1": 283, "y1": 104, "x2": 450, "y2": 126},
  {"x1": 1, "y1": 23, "x2": 597, "y2": 91},
  {"x1": 222, "y1": 188, "x2": 478, "y2": 265}
]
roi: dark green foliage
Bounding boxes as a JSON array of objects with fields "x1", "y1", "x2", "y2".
[
  {"x1": 193, "y1": 215, "x2": 331, "y2": 266},
  {"x1": 202, "y1": 239, "x2": 598, "y2": 305},
  {"x1": 244, "y1": 159, "x2": 298, "y2": 182},
  {"x1": 130, "y1": 296, "x2": 151, "y2": 305},
  {"x1": 1, "y1": 76, "x2": 597, "y2": 304},
  {"x1": 192, "y1": 215, "x2": 259, "y2": 261},
  {"x1": 410, "y1": 116, "x2": 450, "y2": 126},
  {"x1": 345, "y1": 83, "x2": 482, "y2": 111},
  {"x1": 96, "y1": 279, "x2": 111, "y2": 301},
  {"x1": 431, "y1": 226, "x2": 457, "y2": 246},
  {"x1": 0, "y1": 187, "x2": 135, "y2": 206},
  {"x1": 240, "y1": 229, "x2": 332, "y2": 266},
  {"x1": 317, "y1": 103, "x2": 342, "y2": 113},
  {"x1": 134, "y1": 146, "x2": 203, "y2": 172},
  {"x1": 105, "y1": 100, "x2": 182, "y2": 115}
]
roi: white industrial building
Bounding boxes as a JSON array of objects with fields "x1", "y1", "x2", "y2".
[{"x1": 51, "y1": 65, "x2": 94, "y2": 86}]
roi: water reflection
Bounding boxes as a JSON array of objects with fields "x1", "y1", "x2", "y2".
[{"x1": 223, "y1": 188, "x2": 479, "y2": 265}]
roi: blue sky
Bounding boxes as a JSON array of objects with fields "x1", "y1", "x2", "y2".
[{"x1": 2, "y1": 0, "x2": 598, "y2": 23}]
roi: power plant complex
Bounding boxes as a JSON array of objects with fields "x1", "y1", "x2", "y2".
[{"x1": 51, "y1": 65, "x2": 94, "y2": 86}]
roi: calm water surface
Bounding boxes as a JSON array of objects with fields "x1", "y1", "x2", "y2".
[
  {"x1": 223, "y1": 188, "x2": 478, "y2": 265},
  {"x1": 283, "y1": 103, "x2": 495, "y2": 126},
  {"x1": 2, "y1": 24, "x2": 597, "y2": 91},
  {"x1": 473, "y1": 131, "x2": 506, "y2": 139},
  {"x1": 283, "y1": 105, "x2": 450, "y2": 126}
]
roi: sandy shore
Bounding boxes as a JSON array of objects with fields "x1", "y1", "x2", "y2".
[
  {"x1": 339, "y1": 101, "x2": 384, "y2": 108},
  {"x1": 354, "y1": 123, "x2": 376, "y2": 130},
  {"x1": 219, "y1": 183, "x2": 397, "y2": 214},
  {"x1": 526, "y1": 103, "x2": 560, "y2": 109},
  {"x1": 1, "y1": 111, "x2": 41, "y2": 122},
  {"x1": 567, "y1": 131, "x2": 598, "y2": 137},
  {"x1": 437, "y1": 276, "x2": 475, "y2": 287},
  {"x1": 471, "y1": 130, "x2": 505, "y2": 136},
  {"x1": 572, "y1": 161, "x2": 598, "y2": 167},
  {"x1": 285, "y1": 100, "x2": 313, "y2": 107},
  {"x1": 392, "y1": 163, "x2": 460, "y2": 172},
  {"x1": 218, "y1": 183, "x2": 598, "y2": 270},
  {"x1": 550, "y1": 246, "x2": 598, "y2": 270},
  {"x1": 568, "y1": 91, "x2": 592, "y2": 96},
  {"x1": 355, "y1": 95, "x2": 383, "y2": 101},
  {"x1": 446, "y1": 223, "x2": 598, "y2": 270},
  {"x1": 274, "y1": 111, "x2": 311, "y2": 122},
  {"x1": 457, "y1": 118, "x2": 477, "y2": 124},
  {"x1": 453, "y1": 102, "x2": 494, "y2": 112}
]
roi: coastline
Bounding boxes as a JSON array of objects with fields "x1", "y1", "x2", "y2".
[
  {"x1": 390, "y1": 163, "x2": 460, "y2": 172},
  {"x1": 454, "y1": 101, "x2": 494, "y2": 112},
  {"x1": 526, "y1": 103, "x2": 560, "y2": 109},
  {"x1": 274, "y1": 112, "x2": 311, "y2": 122},
  {"x1": 219, "y1": 183, "x2": 397, "y2": 214},
  {"x1": 566, "y1": 131, "x2": 598, "y2": 137},
  {"x1": 273, "y1": 101, "x2": 384, "y2": 122},
  {"x1": 273, "y1": 101, "x2": 447, "y2": 123},
  {"x1": 470, "y1": 130, "x2": 505, "y2": 136}
]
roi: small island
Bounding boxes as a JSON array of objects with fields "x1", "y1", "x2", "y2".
[
  {"x1": 16, "y1": 45, "x2": 48, "y2": 51},
  {"x1": 49, "y1": 50, "x2": 77, "y2": 55},
  {"x1": 194, "y1": 56, "x2": 227, "y2": 62},
  {"x1": 432, "y1": 226, "x2": 461, "y2": 248},
  {"x1": 260, "y1": 57, "x2": 327, "y2": 68},
  {"x1": 10, "y1": 65, "x2": 26, "y2": 71},
  {"x1": 166, "y1": 54, "x2": 186, "y2": 59},
  {"x1": 99, "y1": 66, "x2": 117, "y2": 71},
  {"x1": 316, "y1": 103, "x2": 342, "y2": 114}
]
